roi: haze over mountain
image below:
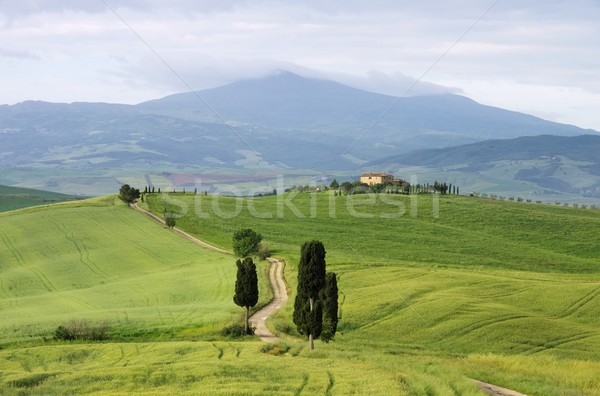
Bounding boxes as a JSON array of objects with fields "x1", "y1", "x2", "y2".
[{"x1": 1, "y1": 71, "x2": 594, "y2": 173}]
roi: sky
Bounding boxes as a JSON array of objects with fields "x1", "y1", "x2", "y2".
[{"x1": 1, "y1": 0, "x2": 599, "y2": 131}]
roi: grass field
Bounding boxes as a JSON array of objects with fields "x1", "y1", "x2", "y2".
[
  {"x1": 1, "y1": 192, "x2": 600, "y2": 394},
  {"x1": 0, "y1": 196, "x2": 278, "y2": 345},
  {"x1": 0, "y1": 184, "x2": 79, "y2": 213}
]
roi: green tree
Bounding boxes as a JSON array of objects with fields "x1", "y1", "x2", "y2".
[
  {"x1": 164, "y1": 212, "x2": 176, "y2": 229},
  {"x1": 118, "y1": 184, "x2": 140, "y2": 206},
  {"x1": 330, "y1": 179, "x2": 339, "y2": 190},
  {"x1": 320, "y1": 272, "x2": 339, "y2": 343},
  {"x1": 233, "y1": 257, "x2": 259, "y2": 334},
  {"x1": 293, "y1": 240, "x2": 327, "y2": 350},
  {"x1": 232, "y1": 228, "x2": 262, "y2": 258}
]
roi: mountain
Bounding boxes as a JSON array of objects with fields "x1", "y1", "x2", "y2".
[
  {"x1": 368, "y1": 134, "x2": 600, "y2": 200},
  {"x1": 138, "y1": 70, "x2": 593, "y2": 160},
  {"x1": 1, "y1": 70, "x2": 598, "y2": 195}
]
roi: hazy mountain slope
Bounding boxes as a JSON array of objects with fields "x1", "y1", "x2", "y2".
[
  {"x1": 369, "y1": 134, "x2": 600, "y2": 199},
  {"x1": 138, "y1": 71, "x2": 592, "y2": 159},
  {"x1": 0, "y1": 70, "x2": 596, "y2": 177}
]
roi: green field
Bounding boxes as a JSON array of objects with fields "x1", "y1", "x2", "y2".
[
  {"x1": 0, "y1": 184, "x2": 80, "y2": 213},
  {"x1": 1, "y1": 192, "x2": 600, "y2": 394}
]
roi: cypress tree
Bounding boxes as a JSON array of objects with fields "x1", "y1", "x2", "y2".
[
  {"x1": 320, "y1": 272, "x2": 338, "y2": 343},
  {"x1": 233, "y1": 257, "x2": 259, "y2": 335},
  {"x1": 293, "y1": 240, "x2": 327, "y2": 350}
]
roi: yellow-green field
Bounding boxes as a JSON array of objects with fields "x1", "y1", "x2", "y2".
[{"x1": 1, "y1": 192, "x2": 600, "y2": 395}]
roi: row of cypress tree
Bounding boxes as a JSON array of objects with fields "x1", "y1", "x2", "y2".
[{"x1": 232, "y1": 237, "x2": 338, "y2": 350}]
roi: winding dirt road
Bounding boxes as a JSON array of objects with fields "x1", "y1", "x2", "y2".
[
  {"x1": 132, "y1": 202, "x2": 286, "y2": 341},
  {"x1": 249, "y1": 257, "x2": 288, "y2": 342}
]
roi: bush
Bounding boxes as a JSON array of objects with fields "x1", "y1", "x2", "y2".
[
  {"x1": 221, "y1": 323, "x2": 254, "y2": 338},
  {"x1": 257, "y1": 243, "x2": 271, "y2": 260},
  {"x1": 54, "y1": 320, "x2": 111, "y2": 341},
  {"x1": 233, "y1": 228, "x2": 262, "y2": 257},
  {"x1": 164, "y1": 212, "x2": 176, "y2": 228},
  {"x1": 260, "y1": 342, "x2": 291, "y2": 356}
]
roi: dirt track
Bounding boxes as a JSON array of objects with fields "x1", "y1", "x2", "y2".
[
  {"x1": 473, "y1": 380, "x2": 528, "y2": 396},
  {"x1": 249, "y1": 257, "x2": 288, "y2": 342},
  {"x1": 132, "y1": 202, "x2": 286, "y2": 341}
]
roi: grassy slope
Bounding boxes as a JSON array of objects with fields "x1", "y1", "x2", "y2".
[
  {"x1": 1, "y1": 193, "x2": 600, "y2": 394},
  {"x1": 0, "y1": 196, "x2": 257, "y2": 343},
  {"x1": 141, "y1": 192, "x2": 600, "y2": 394},
  {"x1": 0, "y1": 184, "x2": 79, "y2": 213}
]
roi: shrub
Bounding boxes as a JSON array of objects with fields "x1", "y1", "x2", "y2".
[
  {"x1": 257, "y1": 243, "x2": 271, "y2": 260},
  {"x1": 221, "y1": 323, "x2": 254, "y2": 338},
  {"x1": 516, "y1": 197, "x2": 524, "y2": 202},
  {"x1": 164, "y1": 213, "x2": 176, "y2": 228},
  {"x1": 260, "y1": 342, "x2": 291, "y2": 356},
  {"x1": 54, "y1": 320, "x2": 111, "y2": 341}
]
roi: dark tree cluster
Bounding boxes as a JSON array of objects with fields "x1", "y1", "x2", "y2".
[
  {"x1": 118, "y1": 184, "x2": 140, "y2": 205},
  {"x1": 293, "y1": 240, "x2": 339, "y2": 350},
  {"x1": 410, "y1": 181, "x2": 460, "y2": 195}
]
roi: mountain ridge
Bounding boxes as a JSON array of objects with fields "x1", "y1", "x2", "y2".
[{"x1": 1, "y1": 70, "x2": 598, "y2": 196}]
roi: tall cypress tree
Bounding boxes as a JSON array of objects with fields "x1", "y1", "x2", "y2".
[
  {"x1": 320, "y1": 272, "x2": 338, "y2": 343},
  {"x1": 293, "y1": 240, "x2": 327, "y2": 350},
  {"x1": 233, "y1": 257, "x2": 259, "y2": 335}
]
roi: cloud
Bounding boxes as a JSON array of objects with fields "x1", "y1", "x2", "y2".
[
  {"x1": 0, "y1": 0, "x2": 599, "y2": 129},
  {"x1": 0, "y1": 48, "x2": 40, "y2": 60}
]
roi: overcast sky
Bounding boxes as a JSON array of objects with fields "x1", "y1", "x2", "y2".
[{"x1": 1, "y1": 0, "x2": 599, "y2": 130}]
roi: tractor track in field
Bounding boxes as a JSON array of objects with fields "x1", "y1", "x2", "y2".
[
  {"x1": 559, "y1": 287, "x2": 600, "y2": 318},
  {"x1": 132, "y1": 202, "x2": 287, "y2": 342},
  {"x1": 0, "y1": 228, "x2": 56, "y2": 292}
]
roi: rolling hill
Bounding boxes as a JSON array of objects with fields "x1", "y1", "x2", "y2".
[
  {"x1": 1, "y1": 193, "x2": 600, "y2": 394},
  {"x1": 368, "y1": 134, "x2": 600, "y2": 200},
  {"x1": 0, "y1": 184, "x2": 80, "y2": 212}
]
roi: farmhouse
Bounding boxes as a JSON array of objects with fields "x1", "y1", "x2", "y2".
[{"x1": 360, "y1": 172, "x2": 394, "y2": 186}]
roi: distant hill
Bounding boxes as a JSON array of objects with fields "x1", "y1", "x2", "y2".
[
  {"x1": 0, "y1": 184, "x2": 80, "y2": 212},
  {"x1": 368, "y1": 134, "x2": 600, "y2": 200},
  {"x1": 0, "y1": 71, "x2": 595, "y2": 175}
]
